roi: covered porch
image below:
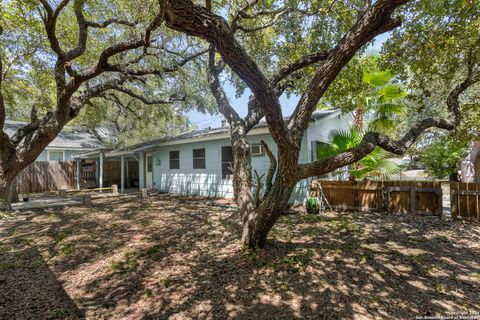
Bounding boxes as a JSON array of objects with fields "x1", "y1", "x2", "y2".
[{"x1": 73, "y1": 149, "x2": 142, "y2": 194}]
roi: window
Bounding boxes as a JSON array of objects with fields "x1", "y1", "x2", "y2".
[
  {"x1": 169, "y1": 151, "x2": 180, "y2": 169},
  {"x1": 48, "y1": 150, "x2": 64, "y2": 161},
  {"x1": 221, "y1": 146, "x2": 233, "y2": 179},
  {"x1": 250, "y1": 144, "x2": 264, "y2": 157},
  {"x1": 193, "y1": 148, "x2": 206, "y2": 169},
  {"x1": 146, "y1": 155, "x2": 153, "y2": 173}
]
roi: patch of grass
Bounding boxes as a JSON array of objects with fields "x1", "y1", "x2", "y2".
[
  {"x1": 300, "y1": 214, "x2": 324, "y2": 224},
  {"x1": 159, "y1": 275, "x2": 172, "y2": 287},
  {"x1": 422, "y1": 267, "x2": 433, "y2": 276},
  {"x1": 46, "y1": 211, "x2": 60, "y2": 218},
  {"x1": 409, "y1": 254, "x2": 427, "y2": 265},
  {"x1": 282, "y1": 254, "x2": 305, "y2": 267},
  {"x1": 52, "y1": 308, "x2": 71, "y2": 318},
  {"x1": 140, "y1": 221, "x2": 155, "y2": 229},
  {"x1": 124, "y1": 251, "x2": 140, "y2": 268},
  {"x1": 268, "y1": 229, "x2": 292, "y2": 242},
  {"x1": 15, "y1": 237, "x2": 34, "y2": 246},
  {"x1": 435, "y1": 282, "x2": 445, "y2": 293},
  {"x1": 110, "y1": 260, "x2": 121, "y2": 271},
  {"x1": 358, "y1": 251, "x2": 375, "y2": 264},
  {"x1": 141, "y1": 245, "x2": 162, "y2": 257},
  {"x1": 144, "y1": 289, "x2": 154, "y2": 298},
  {"x1": 0, "y1": 260, "x2": 21, "y2": 271},
  {"x1": 57, "y1": 243, "x2": 74, "y2": 256},
  {"x1": 0, "y1": 210, "x2": 11, "y2": 219},
  {"x1": 250, "y1": 253, "x2": 268, "y2": 267},
  {"x1": 54, "y1": 230, "x2": 71, "y2": 244}
]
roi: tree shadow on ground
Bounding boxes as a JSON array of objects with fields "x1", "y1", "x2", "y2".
[
  {"x1": 0, "y1": 244, "x2": 84, "y2": 319},
  {"x1": 0, "y1": 194, "x2": 479, "y2": 319}
]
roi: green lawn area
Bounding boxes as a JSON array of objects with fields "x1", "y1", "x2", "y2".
[{"x1": 0, "y1": 194, "x2": 479, "y2": 319}]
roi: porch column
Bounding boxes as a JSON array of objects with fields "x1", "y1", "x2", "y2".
[
  {"x1": 76, "y1": 159, "x2": 80, "y2": 190},
  {"x1": 126, "y1": 160, "x2": 129, "y2": 187},
  {"x1": 95, "y1": 160, "x2": 99, "y2": 186},
  {"x1": 120, "y1": 155, "x2": 125, "y2": 194},
  {"x1": 139, "y1": 152, "x2": 145, "y2": 188},
  {"x1": 99, "y1": 151, "x2": 104, "y2": 188}
]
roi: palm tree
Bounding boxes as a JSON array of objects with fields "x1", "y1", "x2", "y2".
[{"x1": 317, "y1": 128, "x2": 401, "y2": 181}]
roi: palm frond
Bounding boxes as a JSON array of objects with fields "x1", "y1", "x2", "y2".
[
  {"x1": 377, "y1": 84, "x2": 408, "y2": 101},
  {"x1": 368, "y1": 117, "x2": 395, "y2": 132},
  {"x1": 362, "y1": 70, "x2": 394, "y2": 87},
  {"x1": 375, "y1": 103, "x2": 404, "y2": 116}
]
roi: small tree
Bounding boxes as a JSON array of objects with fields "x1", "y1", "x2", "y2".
[{"x1": 420, "y1": 135, "x2": 468, "y2": 181}]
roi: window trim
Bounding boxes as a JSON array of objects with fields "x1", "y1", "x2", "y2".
[
  {"x1": 48, "y1": 149, "x2": 65, "y2": 161},
  {"x1": 169, "y1": 150, "x2": 180, "y2": 170},
  {"x1": 192, "y1": 148, "x2": 206, "y2": 169}
]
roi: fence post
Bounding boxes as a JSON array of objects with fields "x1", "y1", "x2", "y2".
[
  {"x1": 59, "y1": 187, "x2": 67, "y2": 198},
  {"x1": 83, "y1": 194, "x2": 92, "y2": 205},
  {"x1": 450, "y1": 182, "x2": 458, "y2": 220},
  {"x1": 112, "y1": 184, "x2": 118, "y2": 194},
  {"x1": 141, "y1": 188, "x2": 148, "y2": 200}
]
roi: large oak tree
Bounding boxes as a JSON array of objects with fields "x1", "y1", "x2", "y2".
[
  {"x1": 158, "y1": 0, "x2": 480, "y2": 247},
  {"x1": 0, "y1": 0, "x2": 208, "y2": 209}
]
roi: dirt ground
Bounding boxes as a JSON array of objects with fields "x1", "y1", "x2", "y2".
[{"x1": 0, "y1": 193, "x2": 479, "y2": 320}]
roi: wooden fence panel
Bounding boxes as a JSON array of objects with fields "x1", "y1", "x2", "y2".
[
  {"x1": 450, "y1": 182, "x2": 480, "y2": 221},
  {"x1": 15, "y1": 160, "x2": 139, "y2": 194},
  {"x1": 16, "y1": 161, "x2": 77, "y2": 194},
  {"x1": 311, "y1": 180, "x2": 443, "y2": 216}
]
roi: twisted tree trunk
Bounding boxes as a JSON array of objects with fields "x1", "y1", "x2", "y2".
[
  {"x1": 0, "y1": 171, "x2": 17, "y2": 211},
  {"x1": 232, "y1": 133, "x2": 299, "y2": 247}
]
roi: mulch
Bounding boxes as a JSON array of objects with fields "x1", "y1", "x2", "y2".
[{"x1": 0, "y1": 193, "x2": 479, "y2": 319}]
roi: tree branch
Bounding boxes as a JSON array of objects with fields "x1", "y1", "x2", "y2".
[
  {"x1": 270, "y1": 51, "x2": 329, "y2": 87},
  {"x1": 298, "y1": 69, "x2": 480, "y2": 180},
  {"x1": 288, "y1": 0, "x2": 408, "y2": 143},
  {"x1": 207, "y1": 47, "x2": 244, "y2": 128},
  {"x1": 260, "y1": 140, "x2": 277, "y2": 200},
  {"x1": 162, "y1": 0, "x2": 289, "y2": 149}
]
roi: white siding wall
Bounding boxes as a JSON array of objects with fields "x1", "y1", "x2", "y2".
[{"x1": 151, "y1": 112, "x2": 352, "y2": 204}]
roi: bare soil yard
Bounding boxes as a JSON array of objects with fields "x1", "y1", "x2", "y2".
[{"x1": 0, "y1": 194, "x2": 479, "y2": 319}]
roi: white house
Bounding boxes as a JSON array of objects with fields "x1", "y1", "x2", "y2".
[
  {"x1": 4, "y1": 120, "x2": 101, "y2": 161},
  {"x1": 75, "y1": 109, "x2": 353, "y2": 203}
]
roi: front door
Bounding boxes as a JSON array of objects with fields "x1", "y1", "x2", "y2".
[{"x1": 146, "y1": 154, "x2": 154, "y2": 188}]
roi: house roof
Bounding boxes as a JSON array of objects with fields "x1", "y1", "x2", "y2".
[
  {"x1": 73, "y1": 109, "x2": 341, "y2": 160},
  {"x1": 116, "y1": 109, "x2": 339, "y2": 153},
  {"x1": 4, "y1": 120, "x2": 102, "y2": 150}
]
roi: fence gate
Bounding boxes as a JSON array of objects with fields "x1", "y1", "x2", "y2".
[
  {"x1": 383, "y1": 182, "x2": 443, "y2": 216},
  {"x1": 450, "y1": 182, "x2": 480, "y2": 221}
]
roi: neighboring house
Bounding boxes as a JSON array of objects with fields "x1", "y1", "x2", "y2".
[
  {"x1": 76, "y1": 109, "x2": 353, "y2": 203},
  {"x1": 461, "y1": 141, "x2": 480, "y2": 183},
  {"x1": 4, "y1": 120, "x2": 102, "y2": 161}
]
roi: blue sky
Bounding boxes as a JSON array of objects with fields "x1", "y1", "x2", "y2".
[{"x1": 185, "y1": 33, "x2": 390, "y2": 129}]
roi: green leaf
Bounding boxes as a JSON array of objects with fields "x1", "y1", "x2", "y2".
[
  {"x1": 362, "y1": 70, "x2": 394, "y2": 86},
  {"x1": 377, "y1": 85, "x2": 408, "y2": 101}
]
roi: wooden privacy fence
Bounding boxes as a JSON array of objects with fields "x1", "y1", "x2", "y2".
[
  {"x1": 16, "y1": 161, "x2": 77, "y2": 194},
  {"x1": 450, "y1": 183, "x2": 480, "y2": 221},
  {"x1": 15, "y1": 160, "x2": 135, "y2": 194},
  {"x1": 310, "y1": 180, "x2": 443, "y2": 216}
]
